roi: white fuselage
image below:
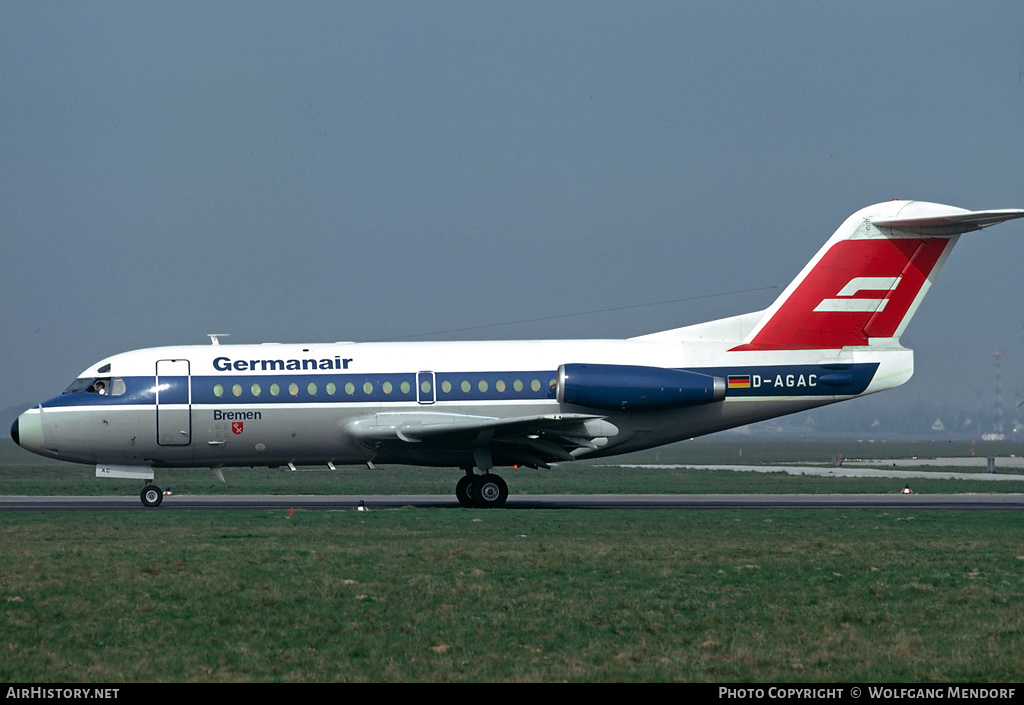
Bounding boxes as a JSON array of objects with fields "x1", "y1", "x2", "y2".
[{"x1": 14, "y1": 337, "x2": 906, "y2": 469}]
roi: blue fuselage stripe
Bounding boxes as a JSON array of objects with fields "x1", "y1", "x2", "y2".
[{"x1": 38, "y1": 363, "x2": 878, "y2": 409}]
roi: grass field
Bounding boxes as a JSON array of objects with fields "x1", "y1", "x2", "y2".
[
  {"x1": 2, "y1": 438, "x2": 1022, "y2": 682},
  {"x1": 2, "y1": 509, "x2": 1023, "y2": 682}
]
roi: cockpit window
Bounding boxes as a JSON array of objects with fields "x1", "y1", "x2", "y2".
[
  {"x1": 63, "y1": 377, "x2": 125, "y2": 396},
  {"x1": 63, "y1": 378, "x2": 93, "y2": 394}
]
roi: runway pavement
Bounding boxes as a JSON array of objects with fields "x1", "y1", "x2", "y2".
[
  {"x1": 3, "y1": 462, "x2": 1021, "y2": 511},
  {"x1": 1, "y1": 492, "x2": 1022, "y2": 511}
]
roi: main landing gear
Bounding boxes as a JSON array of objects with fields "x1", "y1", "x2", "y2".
[{"x1": 455, "y1": 471, "x2": 509, "y2": 508}]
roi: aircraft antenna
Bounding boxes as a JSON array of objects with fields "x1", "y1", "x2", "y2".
[{"x1": 207, "y1": 333, "x2": 230, "y2": 346}]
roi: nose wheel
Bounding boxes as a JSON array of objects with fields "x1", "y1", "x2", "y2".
[{"x1": 140, "y1": 484, "x2": 164, "y2": 507}]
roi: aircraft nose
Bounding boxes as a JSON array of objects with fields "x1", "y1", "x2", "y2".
[{"x1": 11, "y1": 410, "x2": 45, "y2": 453}]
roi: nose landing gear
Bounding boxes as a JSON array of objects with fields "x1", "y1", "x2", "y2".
[{"x1": 140, "y1": 484, "x2": 164, "y2": 507}]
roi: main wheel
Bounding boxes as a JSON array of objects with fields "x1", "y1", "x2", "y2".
[
  {"x1": 140, "y1": 484, "x2": 163, "y2": 507},
  {"x1": 455, "y1": 474, "x2": 475, "y2": 508},
  {"x1": 471, "y1": 474, "x2": 508, "y2": 508}
]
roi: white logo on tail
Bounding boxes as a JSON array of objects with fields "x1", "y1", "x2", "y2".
[{"x1": 813, "y1": 276, "x2": 901, "y2": 313}]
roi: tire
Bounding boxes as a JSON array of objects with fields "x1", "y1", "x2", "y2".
[
  {"x1": 141, "y1": 485, "x2": 163, "y2": 507},
  {"x1": 471, "y1": 474, "x2": 508, "y2": 508},
  {"x1": 455, "y1": 474, "x2": 475, "y2": 508}
]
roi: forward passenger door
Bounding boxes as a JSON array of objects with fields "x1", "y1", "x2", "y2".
[{"x1": 155, "y1": 359, "x2": 191, "y2": 445}]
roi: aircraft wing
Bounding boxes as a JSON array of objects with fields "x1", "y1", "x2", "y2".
[
  {"x1": 871, "y1": 208, "x2": 1024, "y2": 235},
  {"x1": 345, "y1": 412, "x2": 620, "y2": 469}
]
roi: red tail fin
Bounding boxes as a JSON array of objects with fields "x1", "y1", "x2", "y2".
[{"x1": 731, "y1": 201, "x2": 1024, "y2": 352}]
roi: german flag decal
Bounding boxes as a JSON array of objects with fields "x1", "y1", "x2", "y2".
[{"x1": 727, "y1": 375, "x2": 751, "y2": 389}]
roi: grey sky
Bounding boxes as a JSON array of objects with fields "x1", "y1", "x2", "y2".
[{"x1": 2, "y1": 1, "x2": 1023, "y2": 430}]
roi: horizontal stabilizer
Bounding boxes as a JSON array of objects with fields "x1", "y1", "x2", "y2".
[{"x1": 871, "y1": 208, "x2": 1024, "y2": 235}]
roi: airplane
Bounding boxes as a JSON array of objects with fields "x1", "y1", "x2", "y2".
[{"x1": 11, "y1": 200, "x2": 1024, "y2": 508}]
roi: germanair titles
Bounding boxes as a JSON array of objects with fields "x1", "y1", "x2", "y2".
[{"x1": 213, "y1": 356, "x2": 353, "y2": 372}]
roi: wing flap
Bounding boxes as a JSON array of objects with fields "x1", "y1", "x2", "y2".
[
  {"x1": 346, "y1": 412, "x2": 611, "y2": 441},
  {"x1": 344, "y1": 411, "x2": 620, "y2": 467}
]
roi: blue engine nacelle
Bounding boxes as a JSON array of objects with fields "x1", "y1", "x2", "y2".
[{"x1": 556, "y1": 363, "x2": 726, "y2": 411}]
